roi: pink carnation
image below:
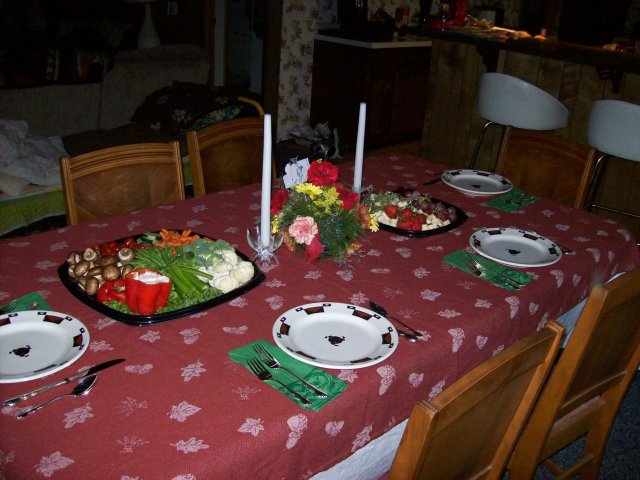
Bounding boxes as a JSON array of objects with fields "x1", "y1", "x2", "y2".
[{"x1": 288, "y1": 216, "x2": 319, "y2": 245}]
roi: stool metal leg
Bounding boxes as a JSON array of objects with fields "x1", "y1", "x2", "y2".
[
  {"x1": 469, "y1": 121, "x2": 496, "y2": 170},
  {"x1": 584, "y1": 153, "x2": 607, "y2": 211},
  {"x1": 585, "y1": 153, "x2": 640, "y2": 219}
]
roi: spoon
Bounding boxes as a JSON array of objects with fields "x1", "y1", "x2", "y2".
[
  {"x1": 369, "y1": 301, "x2": 424, "y2": 338},
  {"x1": 17, "y1": 375, "x2": 98, "y2": 419}
]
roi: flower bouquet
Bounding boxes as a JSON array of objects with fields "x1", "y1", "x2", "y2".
[{"x1": 270, "y1": 160, "x2": 378, "y2": 263}]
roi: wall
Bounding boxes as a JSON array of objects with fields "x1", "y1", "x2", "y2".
[{"x1": 277, "y1": 0, "x2": 522, "y2": 141}]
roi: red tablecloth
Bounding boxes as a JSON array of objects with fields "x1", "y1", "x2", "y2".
[{"x1": 1, "y1": 154, "x2": 638, "y2": 479}]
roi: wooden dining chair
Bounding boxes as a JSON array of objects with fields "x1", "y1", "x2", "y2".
[
  {"x1": 494, "y1": 126, "x2": 597, "y2": 209},
  {"x1": 387, "y1": 321, "x2": 565, "y2": 480},
  {"x1": 507, "y1": 267, "x2": 640, "y2": 479},
  {"x1": 186, "y1": 116, "x2": 271, "y2": 196},
  {"x1": 60, "y1": 141, "x2": 185, "y2": 225}
]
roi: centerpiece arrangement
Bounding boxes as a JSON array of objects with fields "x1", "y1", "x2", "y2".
[{"x1": 270, "y1": 160, "x2": 378, "y2": 263}]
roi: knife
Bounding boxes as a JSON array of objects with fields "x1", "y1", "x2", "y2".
[{"x1": 3, "y1": 358, "x2": 124, "y2": 407}]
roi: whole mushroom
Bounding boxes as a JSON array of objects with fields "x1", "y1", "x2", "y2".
[
  {"x1": 73, "y1": 260, "x2": 91, "y2": 277},
  {"x1": 82, "y1": 247, "x2": 100, "y2": 262},
  {"x1": 67, "y1": 251, "x2": 81, "y2": 266},
  {"x1": 84, "y1": 277, "x2": 100, "y2": 296},
  {"x1": 103, "y1": 264, "x2": 120, "y2": 281}
]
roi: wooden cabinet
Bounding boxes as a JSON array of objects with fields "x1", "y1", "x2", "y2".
[{"x1": 310, "y1": 39, "x2": 431, "y2": 152}]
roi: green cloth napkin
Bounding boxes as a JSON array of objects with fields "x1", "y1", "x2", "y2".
[
  {"x1": 485, "y1": 188, "x2": 540, "y2": 212},
  {"x1": 0, "y1": 292, "x2": 50, "y2": 313},
  {"x1": 229, "y1": 339, "x2": 347, "y2": 410},
  {"x1": 443, "y1": 250, "x2": 534, "y2": 291}
]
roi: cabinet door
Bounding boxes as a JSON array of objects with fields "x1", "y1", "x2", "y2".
[
  {"x1": 388, "y1": 48, "x2": 430, "y2": 143},
  {"x1": 310, "y1": 41, "x2": 367, "y2": 152},
  {"x1": 364, "y1": 49, "x2": 395, "y2": 147},
  {"x1": 366, "y1": 47, "x2": 430, "y2": 146}
]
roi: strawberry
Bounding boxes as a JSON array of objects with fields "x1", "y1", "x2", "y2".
[
  {"x1": 383, "y1": 205, "x2": 399, "y2": 219},
  {"x1": 397, "y1": 219, "x2": 414, "y2": 230},
  {"x1": 415, "y1": 213, "x2": 427, "y2": 225},
  {"x1": 410, "y1": 218, "x2": 423, "y2": 231},
  {"x1": 400, "y1": 208, "x2": 414, "y2": 220}
]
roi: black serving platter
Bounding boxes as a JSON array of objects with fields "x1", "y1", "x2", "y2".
[
  {"x1": 58, "y1": 234, "x2": 265, "y2": 326},
  {"x1": 377, "y1": 198, "x2": 468, "y2": 238}
]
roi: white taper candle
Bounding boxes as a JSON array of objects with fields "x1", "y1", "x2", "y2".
[
  {"x1": 260, "y1": 114, "x2": 272, "y2": 247},
  {"x1": 353, "y1": 102, "x2": 366, "y2": 192}
]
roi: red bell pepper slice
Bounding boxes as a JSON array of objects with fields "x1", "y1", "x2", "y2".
[
  {"x1": 125, "y1": 268, "x2": 172, "y2": 315},
  {"x1": 97, "y1": 279, "x2": 127, "y2": 304}
]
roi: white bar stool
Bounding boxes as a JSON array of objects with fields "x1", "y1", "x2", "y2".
[
  {"x1": 585, "y1": 99, "x2": 640, "y2": 219},
  {"x1": 469, "y1": 72, "x2": 569, "y2": 170}
]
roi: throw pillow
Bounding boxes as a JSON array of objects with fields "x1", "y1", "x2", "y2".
[
  {"x1": 131, "y1": 82, "x2": 235, "y2": 135},
  {"x1": 190, "y1": 105, "x2": 244, "y2": 131}
]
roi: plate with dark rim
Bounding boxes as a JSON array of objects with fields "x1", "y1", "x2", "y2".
[
  {"x1": 376, "y1": 197, "x2": 468, "y2": 238},
  {"x1": 0, "y1": 310, "x2": 89, "y2": 383},
  {"x1": 441, "y1": 169, "x2": 513, "y2": 196},
  {"x1": 272, "y1": 302, "x2": 398, "y2": 369},
  {"x1": 469, "y1": 227, "x2": 562, "y2": 267},
  {"x1": 58, "y1": 232, "x2": 265, "y2": 326}
]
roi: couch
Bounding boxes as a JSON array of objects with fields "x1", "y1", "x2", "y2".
[
  {"x1": 0, "y1": 44, "x2": 211, "y2": 138},
  {"x1": 0, "y1": 44, "x2": 260, "y2": 238}
]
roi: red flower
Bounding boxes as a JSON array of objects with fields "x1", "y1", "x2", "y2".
[
  {"x1": 271, "y1": 188, "x2": 289, "y2": 215},
  {"x1": 334, "y1": 183, "x2": 359, "y2": 210},
  {"x1": 307, "y1": 161, "x2": 339, "y2": 186},
  {"x1": 305, "y1": 235, "x2": 324, "y2": 262}
]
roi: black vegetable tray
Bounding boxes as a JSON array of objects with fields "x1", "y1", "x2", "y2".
[
  {"x1": 377, "y1": 197, "x2": 468, "y2": 238},
  {"x1": 58, "y1": 234, "x2": 265, "y2": 326}
]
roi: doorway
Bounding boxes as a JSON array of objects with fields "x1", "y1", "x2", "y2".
[
  {"x1": 212, "y1": 0, "x2": 281, "y2": 132},
  {"x1": 214, "y1": 0, "x2": 264, "y2": 93}
]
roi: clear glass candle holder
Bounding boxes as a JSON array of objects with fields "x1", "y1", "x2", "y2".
[{"x1": 246, "y1": 225, "x2": 283, "y2": 269}]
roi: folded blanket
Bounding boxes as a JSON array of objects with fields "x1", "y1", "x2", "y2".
[{"x1": 0, "y1": 120, "x2": 68, "y2": 187}]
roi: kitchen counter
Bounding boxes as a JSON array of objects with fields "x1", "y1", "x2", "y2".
[
  {"x1": 415, "y1": 27, "x2": 640, "y2": 74},
  {"x1": 316, "y1": 30, "x2": 432, "y2": 49}
]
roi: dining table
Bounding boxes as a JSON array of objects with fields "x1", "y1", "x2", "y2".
[{"x1": 1, "y1": 152, "x2": 639, "y2": 480}]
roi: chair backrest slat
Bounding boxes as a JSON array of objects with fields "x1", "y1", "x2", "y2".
[
  {"x1": 60, "y1": 141, "x2": 185, "y2": 225},
  {"x1": 388, "y1": 321, "x2": 564, "y2": 480},
  {"x1": 186, "y1": 117, "x2": 268, "y2": 197},
  {"x1": 508, "y1": 267, "x2": 640, "y2": 479},
  {"x1": 495, "y1": 126, "x2": 596, "y2": 209}
]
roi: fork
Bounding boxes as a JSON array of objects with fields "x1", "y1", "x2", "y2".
[
  {"x1": 0, "y1": 300, "x2": 39, "y2": 315},
  {"x1": 463, "y1": 253, "x2": 523, "y2": 290},
  {"x1": 247, "y1": 358, "x2": 311, "y2": 405},
  {"x1": 253, "y1": 343, "x2": 328, "y2": 398},
  {"x1": 0, "y1": 299, "x2": 18, "y2": 314}
]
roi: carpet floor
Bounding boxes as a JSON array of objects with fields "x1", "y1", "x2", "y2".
[{"x1": 534, "y1": 370, "x2": 640, "y2": 479}]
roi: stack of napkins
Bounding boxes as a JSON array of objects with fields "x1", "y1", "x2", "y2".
[{"x1": 229, "y1": 339, "x2": 347, "y2": 410}]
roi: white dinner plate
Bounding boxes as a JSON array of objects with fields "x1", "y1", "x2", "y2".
[
  {"x1": 0, "y1": 310, "x2": 90, "y2": 383},
  {"x1": 470, "y1": 228, "x2": 562, "y2": 267},
  {"x1": 441, "y1": 169, "x2": 513, "y2": 195},
  {"x1": 272, "y1": 302, "x2": 399, "y2": 369}
]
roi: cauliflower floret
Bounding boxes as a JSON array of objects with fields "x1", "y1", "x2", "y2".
[
  {"x1": 232, "y1": 261, "x2": 254, "y2": 284},
  {"x1": 221, "y1": 250, "x2": 239, "y2": 266},
  {"x1": 212, "y1": 275, "x2": 239, "y2": 293},
  {"x1": 212, "y1": 261, "x2": 233, "y2": 274}
]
